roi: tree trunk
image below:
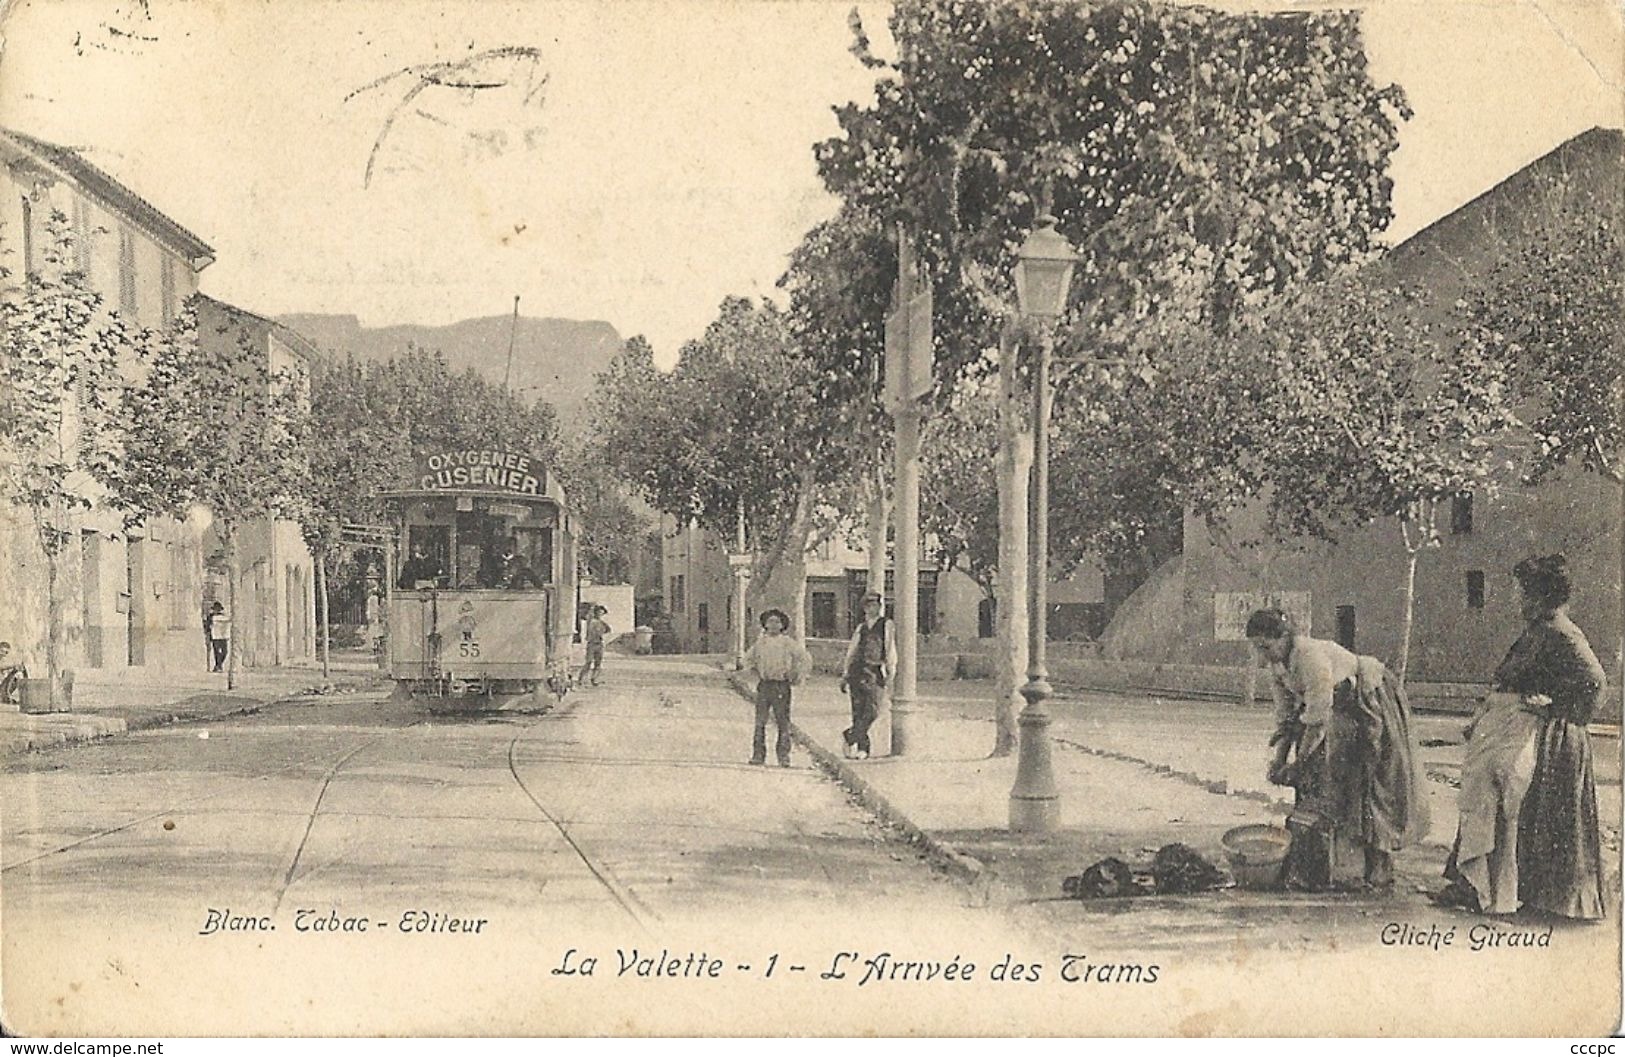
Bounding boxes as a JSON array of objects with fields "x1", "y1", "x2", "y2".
[
  {"x1": 746, "y1": 467, "x2": 819, "y2": 643},
  {"x1": 1397, "y1": 546, "x2": 1419, "y2": 682},
  {"x1": 747, "y1": 550, "x2": 810, "y2": 640},
  {"x1": 992, "y1": 325, "x2": 1030, "y2": 757},
  {"x1": 317, "y1": 550, "x2": 330, "y2": 680},
  {"x1": 1209, "y1": 520, "x2": 1281, "y2": 708},
  {"x1": 1394, "y1": 502, "x2": 1436, "y2": 683},
  {"x1": 223, "y1": 524, "x2": 239, "y2": 692},
  {"x1": 43, "y1": 535, "x2": 69, "y2": 710},
  {"x1": 381, "y1": 544, "x2": 395, "y2": 670}
]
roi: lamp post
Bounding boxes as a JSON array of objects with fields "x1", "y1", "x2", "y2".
[{"x1": 1008, "y1": 214, "x2": 1077, "y2": 833}]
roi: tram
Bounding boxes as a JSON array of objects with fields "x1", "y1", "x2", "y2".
[{"x1": 382, "y1": 448, "x2": 577, "y2": 709}]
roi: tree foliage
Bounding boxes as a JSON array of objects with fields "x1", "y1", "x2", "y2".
[
  {"x1": 597, "y1": 303, "x2": 806, "y2": 543},
  {"x1": 821, "y1": 0, "x2": 1410, "y2": 360},
  {"x1": 1263, "y1": 279, "x2": 1518, "y2": 543},
  {"x1": 299, "y1": 352, "x2": 409, "y2": 555},
  {"x1": 820, "y1": 0, "x2": 1412, "y2": 581},
  {"x1": 1, "y1": 211, "x2": 138, "y2": 550},
  {"x1": 1248, "y1": 275, "x2": 1520, "y2": 676},
  {"x1": 0, "y1": 210, "x2": 141, "y2": 696},
  {"x1": 300, "y1": 345, "x2": 560, "y2": 554},
  {"x1": 553, "y1": 427, "x2": 652, "y2": 584},
  {"x1": 1458, "y1": 181, "x2": 1623, "y2": 484},
  {"x1": 920, "y1": 377, "x2": 999, "y2": 591},
  {"x1": 595, "y1": 301, "x2": 859, "y2": 619},
  {"x1": 116, "y1": 297, "x2": 310, "y2": 533}
]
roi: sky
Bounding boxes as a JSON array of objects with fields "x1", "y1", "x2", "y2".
[{"x1": 0, "y1": 0, "x2": 1619, "y2": 369}]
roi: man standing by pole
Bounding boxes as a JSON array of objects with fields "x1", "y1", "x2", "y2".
[{"x1": 841, "y1": 592, "x2": 896, "y2": 759}]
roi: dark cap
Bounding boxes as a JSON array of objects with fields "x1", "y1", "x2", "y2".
[{"x1": 759, "y1": 608, "x2": 790, "y2": 630}]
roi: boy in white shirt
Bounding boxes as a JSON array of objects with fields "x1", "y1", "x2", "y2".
[{"x1": 745, "y1": 609, "x2": 811, "y2": 768}]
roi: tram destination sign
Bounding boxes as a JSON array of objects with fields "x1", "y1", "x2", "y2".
[{"x1": 415, "y1": 449, "x2": 547, "y2": 495}]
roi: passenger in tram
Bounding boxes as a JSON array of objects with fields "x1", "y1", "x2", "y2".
[
  {"x1": 482, "y1": 537, "x2": 543, "y2": 589},
  {"x1": 399, "y1": 543, "x2": 446, "y2": 588}
]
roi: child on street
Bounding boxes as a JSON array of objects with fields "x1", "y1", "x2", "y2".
[{"x1": 579, "y1": 605, "x2": 610, "y2": 687}]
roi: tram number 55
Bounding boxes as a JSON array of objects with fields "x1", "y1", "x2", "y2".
[{"x1": 458, "y1": 641, "x2": 482, "y2": 658}]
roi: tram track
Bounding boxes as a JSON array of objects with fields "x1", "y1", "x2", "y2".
[
  {"x1": 258, "y1": 689, "x2": 661, "y2": 933},
  {"x1": 0, "y1": 705, "x2": 415, "y2": 875},
  {"x1": 270, "y1": 723, "x2": 425, "y2": 913},
  {"x1": 505, "y1": 723, "x2": 661, "y2": 934}
]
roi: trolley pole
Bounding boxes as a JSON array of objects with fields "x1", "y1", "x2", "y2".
[{"x1": 502, "y1": 295, "x2": 521, "y2": 391}]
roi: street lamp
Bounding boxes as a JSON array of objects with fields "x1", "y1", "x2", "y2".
[{"x1": 1008, "y1": 213, "x2": 1077, "y2": 833}]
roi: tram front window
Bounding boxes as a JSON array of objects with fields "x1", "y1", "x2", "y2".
[
  {"x1": 453, "y1": 508, "x2": 551, "y2": 590},
  {"x1": 400, "y1": 526, "x2": 450, "y2": 588}
]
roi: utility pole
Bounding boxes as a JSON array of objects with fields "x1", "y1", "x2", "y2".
[
  {"x1": 732, "y1": 498, "x2": 748, "y2": 670},
  {"x1": 887, "y1": 226, "x2": 930, "y2": 756}
]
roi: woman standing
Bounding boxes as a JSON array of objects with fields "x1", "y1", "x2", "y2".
[
  {"x1": 1247, "y1": 608, "x2": 1430, "y2": 890},
  {"x1": 1500, "y1": 555, "x2": 1608, "y2": 920}
]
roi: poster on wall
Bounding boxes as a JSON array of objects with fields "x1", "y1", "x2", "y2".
[{"x1": 1214, "y1": 591, "x2": 1313, "y2": 642}]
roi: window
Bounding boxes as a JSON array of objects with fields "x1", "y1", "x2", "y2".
[
  {"x1": 1335, "y1": 606, "x2": 1357, "y2": 650},
  {"x1": 20, "y1": 196, "x2": 35, "y2": 280},
  {"x1": 1451, "y1": 493, "x2": 1474, "y2": 535},
  {"x1": 810, "y1": 592, "x2": 837, "y2": 638},
  {"x1": 160, "y1": 256, "x2": 177, "y2": 323},
  {"x1": 118, "y1": 228, "x2": 137, "y2": 319},
  {"x1": 670, "y1": 575, "x2": 686, "y2": 614},
  {"x1": 1466, "y1": 570, "x2": 1486, "y2": 609},
  {"x1": 72, "y1": 197, "x2": 92, "y2": 275},
  {"x1": 403, "y1": 526, "x2": 450, "y2": 587},
  {"x1": 697, "y1": 602, "x2": 709, "y2": 632}
]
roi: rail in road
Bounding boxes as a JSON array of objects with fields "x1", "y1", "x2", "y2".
[{"x1": 1, "y1": 688, "x2": 660, "y2": 934}]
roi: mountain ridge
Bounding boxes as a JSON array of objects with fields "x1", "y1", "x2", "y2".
[{"x1": 275, "y1": 312, "x2": 623, "y2": 423}]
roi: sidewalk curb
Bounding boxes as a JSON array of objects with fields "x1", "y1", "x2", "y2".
[
  {"x1": 722, "y1": 669, "x2": 992, "y2": 892},
  {"x1": 3, "y1": 675, "x2": 384, "y2": 758}
]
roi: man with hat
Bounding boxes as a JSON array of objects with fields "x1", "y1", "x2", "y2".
[
  {"x1": 840, "y1": 592, "x2": 896, "y2": 759},
  {"x1": 744, "y1": 608, "x2": 811, "y2": 767}
]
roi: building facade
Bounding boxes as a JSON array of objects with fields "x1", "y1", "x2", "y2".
[
  {"x1": 659, "y1": 515, "x2": 1105, "y2": 653},
  {"x1": 0, "y1": 128, "x2": 319, "y2": 681},
  {"x1": 195, "y1": 296, "x2": 320, "y2": 669},
  {"x1": 1, "y1": 126, "x2": 216, "y2": 676},
  {"x1": 1102, "y1": 127, "x2": 1623, "y2": 688}
]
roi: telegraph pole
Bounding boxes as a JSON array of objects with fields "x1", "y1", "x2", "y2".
[
  {"x1": 732, "y1": 498, "x2": 748, "y2": 669},
  {"x1": 889, "y1": 226, "x2": 925, "y2": 756}
]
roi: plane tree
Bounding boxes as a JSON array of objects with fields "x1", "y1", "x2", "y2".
[
  {"x1": 818, "y1": 0, "x2": 1412, "y2": 733},
  {"x1": 0, "y1": 212, "x2": 140, "y2": 707}
]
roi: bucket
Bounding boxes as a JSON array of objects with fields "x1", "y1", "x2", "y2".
[{"x1": 1221, "y1": 824, "x2": 1291, "y2": 890}]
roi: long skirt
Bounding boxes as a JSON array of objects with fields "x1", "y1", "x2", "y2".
[
  {"x1": 1517, "y1": 718, "x2": 1605, "y2": 919},
  {"x1": 1330, "y1": 663, "x2": 1431, "y2": 850},
  {"x1": 1285, "y1": 665, "x2": 1429, "y2": 888},
  {"x1": 1446, "y1": 701, "x2": 1541, "y2": 913}
]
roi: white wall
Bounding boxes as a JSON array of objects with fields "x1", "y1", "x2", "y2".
[{"x1": 580, "y1": 584, "x2": 634, "y2": 644}]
